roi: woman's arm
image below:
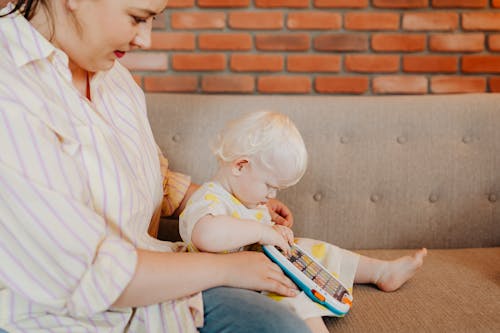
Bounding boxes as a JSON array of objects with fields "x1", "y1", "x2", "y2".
[{"x1": 112, "y1": 249, "x2": 298, "y2": 308}]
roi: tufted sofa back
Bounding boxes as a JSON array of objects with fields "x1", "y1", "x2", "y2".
[{"x1": 146, "y1": 93, "x2": 500, "y2": 250}]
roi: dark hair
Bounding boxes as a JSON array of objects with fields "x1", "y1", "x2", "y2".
[{"x1": 1, "y1": 0, "x2": 43, "y2": 20}]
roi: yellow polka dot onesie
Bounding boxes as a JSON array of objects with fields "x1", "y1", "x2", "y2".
[{"x1": 179, "y1": 182, "x2": 359, "y2": 319}]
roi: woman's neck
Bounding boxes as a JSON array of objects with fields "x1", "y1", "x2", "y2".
[
  {"x1": 29, "y1": 2, "x2": 91, "y2": 100},
  {"x1": 69, "y1": 61, "x2": 90, "y2": 99}
]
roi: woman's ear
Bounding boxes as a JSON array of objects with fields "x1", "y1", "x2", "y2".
[
  {"x1": 66, "y1": 0, "x2": 79, "y2": 11},
  {"x1": 232, "y1": 158, "x2": 249, "y2": 176}
]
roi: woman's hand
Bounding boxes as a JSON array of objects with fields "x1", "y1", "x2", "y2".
[
  {"x1": 266, "y1": 198, "x2": 294, "y2": 228},
  {"x1": 219, "y1": 251, "x2": 299, "y2": 297},
  {"x1": 113, "y1": 249, "x2": 298, "y2": 308}
]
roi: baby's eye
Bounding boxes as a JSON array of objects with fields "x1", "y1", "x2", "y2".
[{"x1": 267, "y1": 184, "x2": 279, "y2": 191}]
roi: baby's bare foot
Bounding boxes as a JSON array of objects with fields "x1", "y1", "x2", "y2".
[{"x1": 375, "y1": 248, "x2": 427, "y2": 292}]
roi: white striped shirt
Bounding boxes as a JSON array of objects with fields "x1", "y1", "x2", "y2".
[{"x1": 0, "y1": 7, "x2": 202, "y2": 332}]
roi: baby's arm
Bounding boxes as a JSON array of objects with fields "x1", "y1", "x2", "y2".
[{"x1": 191, "y1": 214, "x2": 293, "y2": 253}]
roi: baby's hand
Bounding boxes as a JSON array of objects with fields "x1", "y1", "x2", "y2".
[{"x1": 258, "y1": 224, "x2": 294, "y2": 255}]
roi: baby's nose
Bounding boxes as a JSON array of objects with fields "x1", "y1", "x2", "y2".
[{"x1": 267, "y1": 189, "x2": 277, "y2": 198}]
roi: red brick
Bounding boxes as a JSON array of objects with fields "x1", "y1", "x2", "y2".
[
  {"x1": 494, "y1": 0, "x2": 500, "y2": 8},
  {"x1": 172, "y1": 54, "x2": 226, "y2": 71},
  {"x1": 202, "y1": 75, "x2": 255, "y2": 93},
  {"x1": 199, "y1": 34, "x2": 252, "y2": 51},
  {"x1": 287, "y1": 12, "x2": 341, "y2": 30},
  {"x1": 171, "y1": 12, "x2": 225, "y2": 30},
  {"x1": 345, "y1": 55, "x2": 399, "y2": 73},
  {"x1": 373, "y1": 0, "x2": 427, "y2": 8},
  {"x1": 429, "y1": 33, "x2": 484, "y2": 52},
  {"x1": 432, "y1": 0, "x2": 487, "y2": 8},
  {"x1": 258, "y1": 76, "x2": 311, "y2": 93},
  {"x1": 198, "y1": 0, "x2": 250, "y2": 8},
  {"x1": 373, "y1": 76, "x2": 428, "y2": 94},
  {"x1": 463, "y1": 13, "x2": 500, "y2": 31},
  {"x1": 119, "y1": 52, "x2": 167, "y2": 71},
  {"x1": 315, "y1": 76, "x2": 369, "y2": 94},
  {"x1": 489, "y1": 77, "x2": 500, "y2": 92},
  {"x1": 230, "y1": 54, "x2": 283, "y2": 72},
  {"x1": 144, "y1": 76, "x2": 198, "y2": 92},
  {"x1": 488, "y1": 35, "x2": 500, "y2": 52},
  {"x1": 462, "y1": 56, "x2": 500, "y2": 73},
  {"x1": 345, "y1": 13, "x2": 399, "y2": 31},
  {"x1": 372, "y1": 34, "x2": 426, "y2": 52},
  {"x1": 255, "y1": 0, "x2": 309, "y2": 8},
  {"x1": 151, "y1": 33, "x2": 195, "y2": 51},
  {"x1": 256, "y1": 34, "x2": 310, "y2": 51},
  {"x1": 314, "y1": 0, "x2": 368, "y2": 8},
  {"x1": 403, "y1": 12, "x2": 458, "y2": 31},
  {"x1": 287, "y1": 55, "x2": 341, "y2": 72},
  {"x1": 166, "y1": 0, "x2": 195, "y2": 8},
  {"x1": 314, "y1": 34, "x2": 369, "y2": 51},
  {"x1": 132, "y1": 75, "x2": 142, "y2": 87},
  {"x1": 229, "y1": 12, "x2": 283, "y2": 30},
  {"x1": 430, "y1": 76, "x2": 486, "y2": 94},
  {"x1": 403, "y1": 55, "x2": 457, "y2": 73},
  {"x1": 152, "y1": 12, "x2": 166, "y2": 30}
]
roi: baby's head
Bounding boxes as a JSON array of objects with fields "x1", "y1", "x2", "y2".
[{"x1": 212, "y1": 111, "x2": 307, "y2": 208}]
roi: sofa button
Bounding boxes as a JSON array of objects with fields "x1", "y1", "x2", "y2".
[
  {"x1": 429, "y1": 194, "x2": 438, "y2": 203},
  {"x1": 462, "y1": 135, "x2": 472, "y2": 144},
  {"x1": 488, "y1": 194, "x2": 497, "y2": 203},
  {"x1": 313, "y1": 192, "x2": 323, "y2": 202},
  {"x1": 370, "y1": 194, "x2": 380, "y2": 203},
  {"x1": 340, "y1": 136, "x2": 349, "y2": 144},
  {"x1": 172, "y1": 134, "x2": 181, "y2": 142},
  {"x1": 397, "y1": 136, "x2": 407, "y2": 144}
]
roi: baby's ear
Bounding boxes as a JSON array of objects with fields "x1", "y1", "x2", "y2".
[{"x1": 232, "y1": 158, "x2": 249, "y2": 176}]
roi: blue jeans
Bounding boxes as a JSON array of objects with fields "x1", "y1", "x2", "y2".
[{"x1": 200, "y1": 287, "x2": 311, "y2": 333}]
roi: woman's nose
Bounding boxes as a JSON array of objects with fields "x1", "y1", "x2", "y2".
[{"x1": 132, "y1": 20, "x2": 152, "y2": 49}]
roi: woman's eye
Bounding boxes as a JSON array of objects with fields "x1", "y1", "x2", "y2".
[{"x1": 132, "y1": 16, "x2": 147, "y2": 24}]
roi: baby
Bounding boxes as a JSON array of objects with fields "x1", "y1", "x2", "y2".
[{"x1": 179, "y1": 111, "x2": 427, "y2": 333}]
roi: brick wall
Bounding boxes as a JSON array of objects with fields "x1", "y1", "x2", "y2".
[{"x1": 121, "y1": 0, "x2": 500, "y2": 95}]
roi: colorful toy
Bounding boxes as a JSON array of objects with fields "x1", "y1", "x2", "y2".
[{"x1": 263, "y1": 244, "x2": 353, "y2": 316}]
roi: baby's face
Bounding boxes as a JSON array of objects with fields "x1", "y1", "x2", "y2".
[{"x1": 231, "y1": 160, "x2": 284, "y2": 209}]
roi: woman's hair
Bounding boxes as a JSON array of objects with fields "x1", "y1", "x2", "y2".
[
  {"x1": 212, "y1": 111, "x2": 308, "y2": 187},
  {"x1": 1, "y1": 0, "x2": 44, "y2": 19}
]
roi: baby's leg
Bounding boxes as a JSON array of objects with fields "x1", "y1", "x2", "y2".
[
  {"x1": 354, "y1": 248, "x2": 427, "y2": 292},
  {"x1": 304, "y1": 317, "x2": 329, "y2": 333}
]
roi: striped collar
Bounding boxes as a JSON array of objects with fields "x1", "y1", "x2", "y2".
[{"x1": 1, "y1": 4, "x2": 60, "y2": 68}]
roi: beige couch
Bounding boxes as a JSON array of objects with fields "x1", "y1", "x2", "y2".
[{"x1": 146, "y1": 93, "x2": 500, "y2": 333}]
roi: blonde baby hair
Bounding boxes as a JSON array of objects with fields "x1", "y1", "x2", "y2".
[{"x1": 212, "y1": 111, "x2": 308, "y2": 187}]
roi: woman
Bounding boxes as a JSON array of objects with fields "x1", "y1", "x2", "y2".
[{"x1": 0, "y1": 1, "x2": 311, "y2": 332}]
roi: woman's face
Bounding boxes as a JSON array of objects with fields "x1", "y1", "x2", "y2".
[{"x1": 59, "y1": 0, "x2": 167, "y2": 72}]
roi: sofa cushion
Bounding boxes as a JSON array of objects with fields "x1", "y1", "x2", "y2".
[
  {"x1": 325, "y1": 247, "x2": 500, "y2": 332},
  {"x1": 147, "y1": 93, "x2": 500, "y2": 250}
]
